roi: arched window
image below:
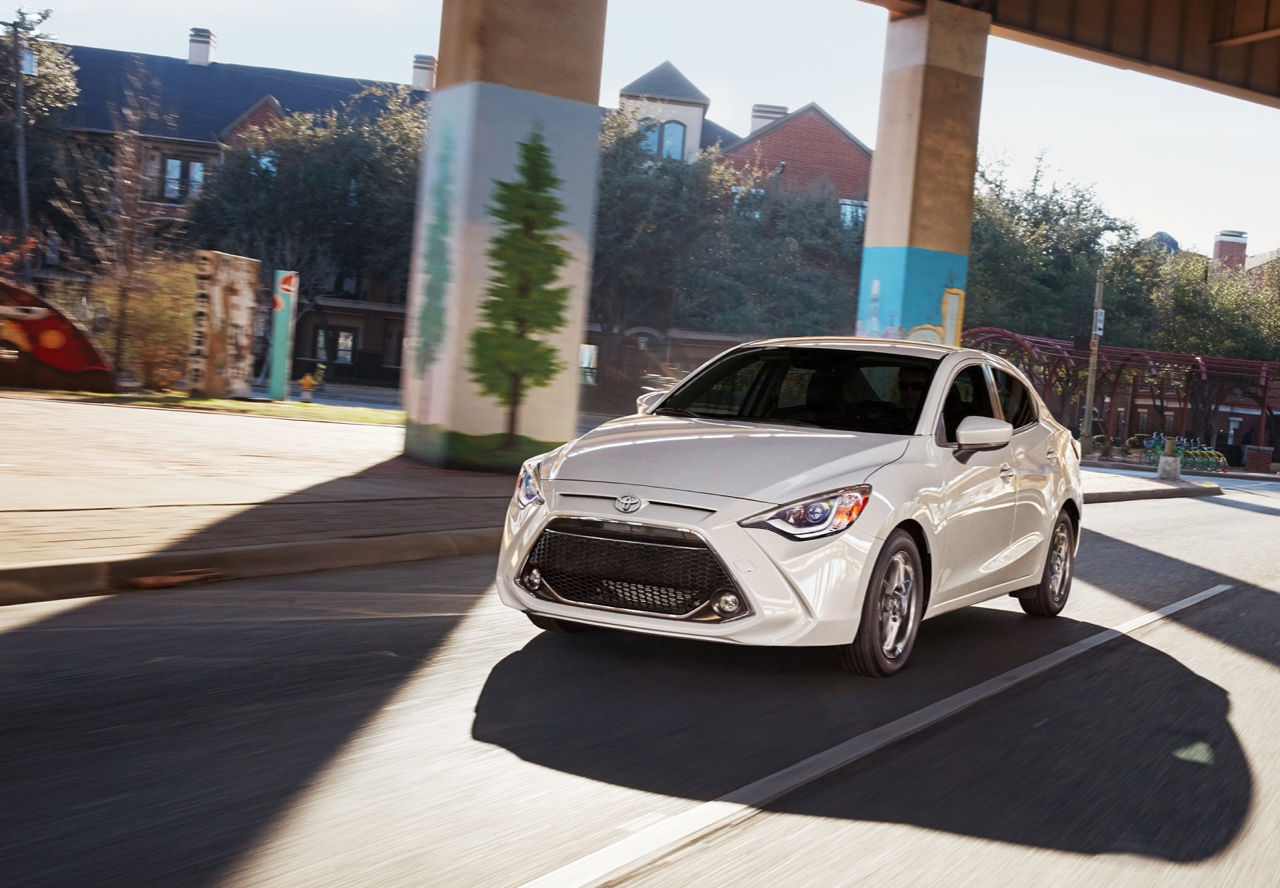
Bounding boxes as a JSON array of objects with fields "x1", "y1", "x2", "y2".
[
  {"x1": 660, "y1": 121, "x2": 685, "y2": 159},
  {"x1": 639, "y1": 119, "x2": 687, "y2": 160}
]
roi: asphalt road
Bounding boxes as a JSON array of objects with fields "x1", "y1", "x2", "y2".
[{"x1": 3, "y1": 483, "x2": 1279, "y2": 888}]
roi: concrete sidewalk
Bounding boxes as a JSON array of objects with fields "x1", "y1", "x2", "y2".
[{"x1": 0, "y1": 394, "x2": 1225, "y2": 604}]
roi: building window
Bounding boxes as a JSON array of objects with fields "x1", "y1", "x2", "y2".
[
  {"x1": 1137, "y1": 410, "x2": 1148, "y2": 433},
  {"x1": 838, "y1": 199, "x2": 867, "y2": 229},
  {"x1": 640, "y1": 119, "x2": 687, "y2": 160},
  {"x1": 335, "y1": 330, "x2": 355, "y2": 364},
  {"x1": 158, "y1": 157, "x2": 205, "y2": 202}
]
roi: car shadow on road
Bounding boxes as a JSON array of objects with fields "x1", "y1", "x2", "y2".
[
  {"x1": 472, "y1": 605, "x2": 1251, "y2": 862},
  {"x1": 0, "y1": 557, "x2": 496, "y2": 888}
]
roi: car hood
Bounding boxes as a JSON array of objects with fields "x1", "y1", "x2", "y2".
[{"x1": 549, "y1": 415, "x2": 911, "y2": 503}]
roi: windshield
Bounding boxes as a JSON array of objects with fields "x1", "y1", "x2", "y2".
[{"x1": 658, "y1": 347, "x2": 940, "y2": 435}]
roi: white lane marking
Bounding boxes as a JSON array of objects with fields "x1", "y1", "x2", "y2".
[{"x1": 517, "y1": 583, "x2": 1235, "y2": 888}]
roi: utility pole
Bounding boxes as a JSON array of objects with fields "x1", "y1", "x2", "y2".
[
  {"x1": 10, "y1": 16, "x2": 30, "y2": 246},
  {"x1": 1079, "y1": 267, "x2": 1105, "y2": 453}
]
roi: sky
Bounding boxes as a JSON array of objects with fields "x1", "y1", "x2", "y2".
[{"x1": 37, "y1": 0, "x2": 1280, "y2": 256}]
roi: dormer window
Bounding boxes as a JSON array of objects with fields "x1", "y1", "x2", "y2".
[{"x1": 640, "y1": 119, "x2": 687, "y2": 160}]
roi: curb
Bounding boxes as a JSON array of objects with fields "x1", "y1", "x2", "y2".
[
  {"x1": 0, "y1": 479, "x2": 1224, "y2": 606},
  {"x1": 0, "y1": 526, "x2": 504, "y2": 606},
  {"x1": 1083, "y1": 482, "x2": 1222, "y2": 504}
]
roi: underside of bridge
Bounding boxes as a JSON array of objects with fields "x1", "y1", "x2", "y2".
[{"x1": 868, "y1": 0, "x2": 1280, "y2": 110}]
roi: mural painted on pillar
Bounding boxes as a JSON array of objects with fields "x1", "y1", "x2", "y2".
[
  {"x1": 468, "y1": 130, "x2": 570, "y2": 449},
  {"x1": 414, "y1": 127, "x2": 454, "y2": 376},
  {"x1": 0, "y1": 280, "x2": 115, "y2": 392},
  {"x1": 189, "y1": 250, "x2": 260, "y2": 398}
]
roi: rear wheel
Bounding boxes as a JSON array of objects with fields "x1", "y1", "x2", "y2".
[
  {"x1": 840, "y1": 530, "x2": 923, "y2": 677},
  {"x1": 1019, "y1": 513, "x2": 1074, "y2": 617},
  {"x1": 526, "y1": 613, "x2": 590, "y2": 634}
]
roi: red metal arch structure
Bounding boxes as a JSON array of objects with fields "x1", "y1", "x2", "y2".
[{"x1": 963, "y1": 327, "x2": 1277, "y2": 447}]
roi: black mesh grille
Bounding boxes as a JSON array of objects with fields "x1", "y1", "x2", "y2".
[{"x1": 523, "y1": 523, "x2": 738, "y2": 618}]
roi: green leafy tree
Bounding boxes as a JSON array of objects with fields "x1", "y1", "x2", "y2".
[
  {"x1": 414, "y1": 128, "x2": 453, "y2": 375},
  {"x1": 966, "y1": 158, "x2": 1133, "y2": 340},
  {"x1": 590, "y1": 110, "x2": 735, "y2": 387},
  {"x1": 469, "y1": 131, "x2": 571, "y2": 448},
  {"x1": 0, "y1": 9, "x2": 79, "y2": 235},
  {"x1": 188, "y1": 86, "x2": 425, "y2": 332},
  {"x1": 674, "y1": 179, "x2": 862, "y2": 336}
]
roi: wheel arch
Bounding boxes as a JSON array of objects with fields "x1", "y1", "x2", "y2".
[
  {"x1": 1060, "y1": 497, "x2": 1082, "y2": 553},
  {"x1": 892, "y1": 518, "x2": 933, "y2": 613}
]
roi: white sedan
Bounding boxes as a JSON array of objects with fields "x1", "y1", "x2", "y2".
[{"x1": 496, "y1": 338, "x2": 1082, "y2": 676}]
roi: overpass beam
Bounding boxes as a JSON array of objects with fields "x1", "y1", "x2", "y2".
[
  {"x1": 403, "y1": 0, "x2": 607, "y2": 470},
  {"x1": 857, "y1": 0, "x2": 990, "y2": 344}
]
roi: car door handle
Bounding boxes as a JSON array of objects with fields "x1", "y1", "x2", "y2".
[
  {"x1": 1045, "y1": 449, "x2": 1059, "y2": 463},
  {"x1": 1000, "y1": 464, "x2": 1016, "y2": 482}
]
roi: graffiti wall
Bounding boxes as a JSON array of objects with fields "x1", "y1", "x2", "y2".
[
  {"x1": 0, "y1": 280, "x2": 114, "y2": 392},
  {"x1": 189, "y1": 250, "x2": 260, "y2": 398}
]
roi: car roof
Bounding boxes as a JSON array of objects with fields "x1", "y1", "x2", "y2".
[{"x1": 737, "y1": 336, "x2": 978, "y2": 361}]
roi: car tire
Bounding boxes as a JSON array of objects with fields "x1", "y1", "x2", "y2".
[
  {"x1": 526, "y1": 613, "x2": 590, "y2": 634},
  {"x1": 840, "y1": 529, "x2": 923, "y2": 677},
  {"x1": 1019, "y1": 512, "x2": 1074, "y2": 617}
]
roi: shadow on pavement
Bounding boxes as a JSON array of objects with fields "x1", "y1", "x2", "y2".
[
  {"x1": 1076, "y1": 527, "x2": 1280, "y2": 670},
  {"x1": 0, "y1": 557, "x2": 495, "y2": 888},
  {"x1": 473, "y1": 604, "x2": 1251, "y2": 862}
]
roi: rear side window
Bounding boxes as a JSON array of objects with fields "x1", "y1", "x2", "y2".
[
  {"x1": 940, "y1": 364, "x2": 996, "y2": 443},
  {"x1": 992, "y1": 368, "x2": 1037, "y2": 429}
]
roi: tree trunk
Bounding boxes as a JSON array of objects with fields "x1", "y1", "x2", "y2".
[
  {"x1": 114, "y1": 283, "x2": 129, "y2": 382},
  {"x1": 505, "y1": 374, "x2": 522, "y2": 450}
]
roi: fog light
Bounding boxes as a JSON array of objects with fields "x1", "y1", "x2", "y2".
[
  {"x1": 525, "y1": 568, "x2": 542, "y2": 591},
  {"x1": 714, "y1": 591, "x2": 741, "y2": 616}
]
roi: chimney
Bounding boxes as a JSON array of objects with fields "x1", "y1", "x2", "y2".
[
  {"x1": 1213, "y1": 229, "x2": 1248, "y2": 272},
  {"x1": 188, "y1": 27, "x2": 214, "y2": 66},
  {"x1": 750, "y1": 104, "x2": 787, "y2": 133},
  {"x1": 412, "y1": 54, "x2": 437, "y2": 92}
]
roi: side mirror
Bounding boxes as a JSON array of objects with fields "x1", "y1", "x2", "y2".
[
  {"x1": 956, "y1": 415, "x2": 1013, "y2": 450},
  {"x1": 636, "y1": 390, "x2": 665, "y2": 414}
]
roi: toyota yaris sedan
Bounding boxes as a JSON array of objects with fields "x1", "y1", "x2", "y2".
[{"x1": 496, "y1": 338, "x2": 1082, "y2": 676}]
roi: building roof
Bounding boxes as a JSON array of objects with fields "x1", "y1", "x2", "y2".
[
  {"x1": 699, "y1": 118, "x2": 740, "y2": 150},
  {"x1": 726, "y1": 102, "x2": 872, "y2": 157},
  {"x1": 66, "y1": 45, "x2": 401, "y2": 144},
  {"x1": 619, "y1": 61, "x2": 710, "y2": 106}
]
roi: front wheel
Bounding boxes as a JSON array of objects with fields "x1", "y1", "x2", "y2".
[
  {"x1": 840, "y1": 530, "x2": 924, "y2": 677},
  {"x1": 1019, "y1": 513, "x2": 1075, "y2": 617}
]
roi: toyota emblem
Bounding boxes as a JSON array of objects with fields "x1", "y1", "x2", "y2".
[{"x1": 614, "y1": 494, "x2": 642, "y2": 514}]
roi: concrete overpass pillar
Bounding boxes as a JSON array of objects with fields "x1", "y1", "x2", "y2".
[
  {"x1": 403, "y1": 0, "x2": 607, "y2": 470},
  {"x1": 857, "y1": 0, "x2": 990, "y2": 344}
]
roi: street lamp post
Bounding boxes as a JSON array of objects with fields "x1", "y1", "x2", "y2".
[
  {"x1": 1079, "y1": 267, "x2": 1105, "y2": 453},
  {"x1": 11, "y1": 17, "x2": 30, "y2": 246}
]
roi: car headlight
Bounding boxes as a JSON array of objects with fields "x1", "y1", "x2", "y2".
[
  {"x1": 742, "y1": 485, "x2": 871, "y2": 540},
  {"x1": 514, "y1": 459, "x2": 545, "y2": 509}
]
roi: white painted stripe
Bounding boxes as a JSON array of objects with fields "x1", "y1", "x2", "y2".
[{"x1": 517, "y1": 584, "x2": 1235, "y2": 888}]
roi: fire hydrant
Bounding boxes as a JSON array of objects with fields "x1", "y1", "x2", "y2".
[{"x1": 298, "y1": 373, "x2": 316, "y2": 403}]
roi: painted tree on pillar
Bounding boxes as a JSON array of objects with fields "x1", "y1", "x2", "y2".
[
  {"x1": 415, "y1": 129, "x2": 454, "y2": 375},
  {"x1": 469, "y1": 131, "x2": 569, "y2": 448}
]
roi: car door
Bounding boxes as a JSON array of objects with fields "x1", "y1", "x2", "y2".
[
  {"x1": 927, "y1": 362, "x2": 1019, "y2": 605},
  {"x1": 992, "y1": 364, "x2": 1055, "y2": 583}
]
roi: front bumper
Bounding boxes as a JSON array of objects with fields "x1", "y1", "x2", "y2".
[{"x1": 495, "y1": 479, "x2": 879, "y2": 646}]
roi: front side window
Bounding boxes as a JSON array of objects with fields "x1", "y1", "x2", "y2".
[
  {"x1": 660, "y1": 347, "x2": 940, "y2": 435},
  {"x1": 991, "y1": 367, "x2": 1037, "y2": 429},
  {"x1": 940, "y1": 364, "x2": 997, "y2": 444}
]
